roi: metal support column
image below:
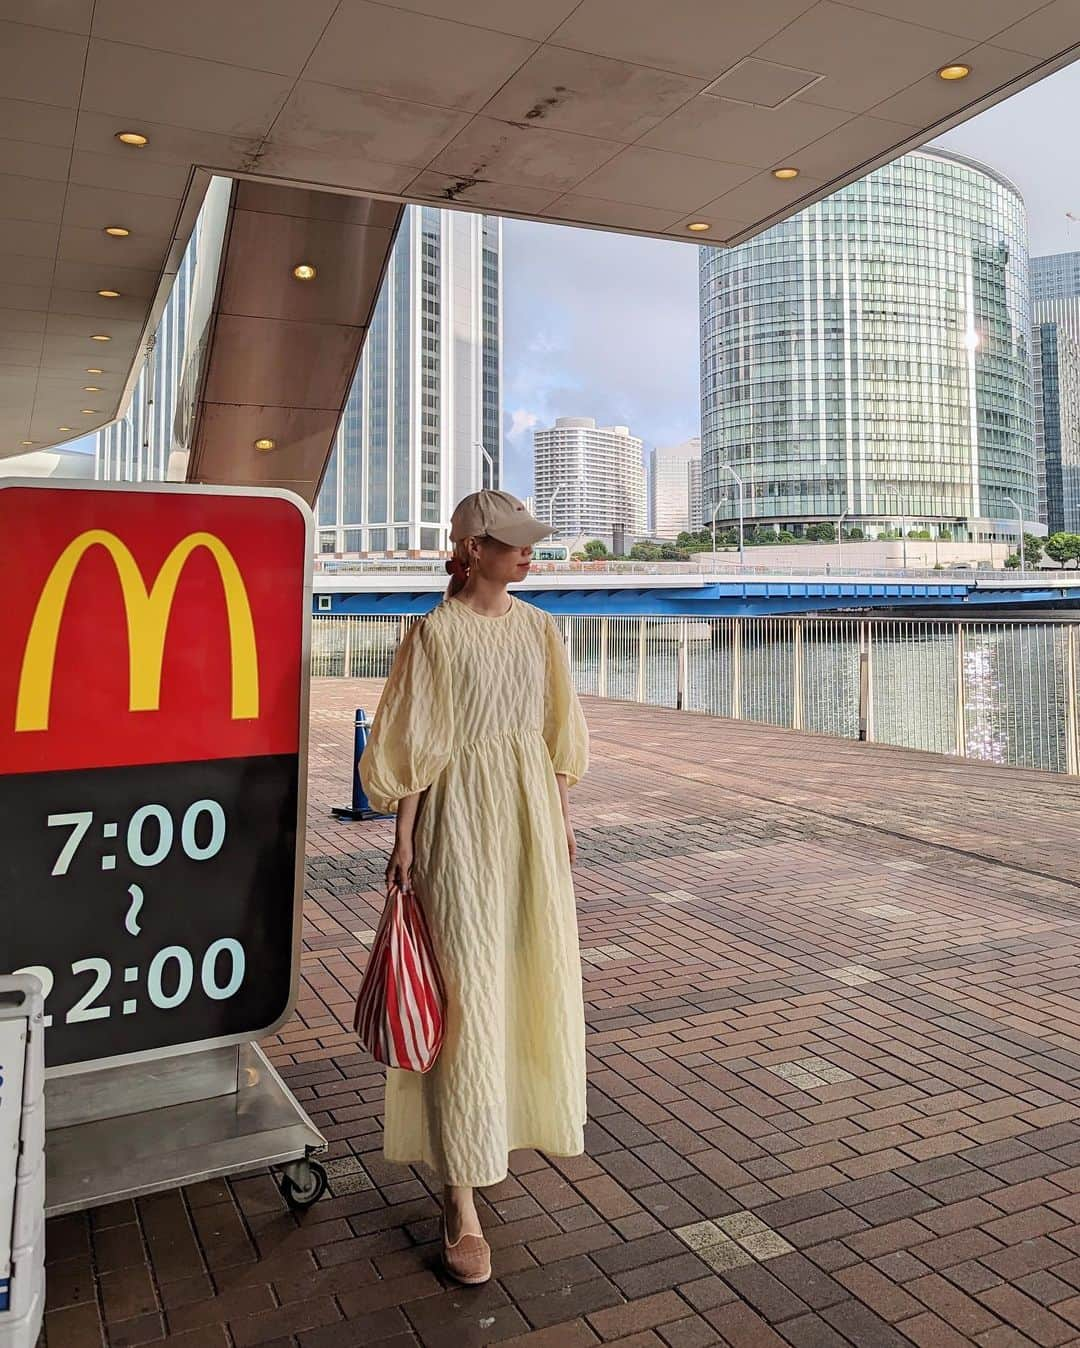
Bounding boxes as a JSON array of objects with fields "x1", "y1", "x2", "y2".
[
  {"x1": 677, "y1": 619, "x2": 687, "y2": 711},
  {"x1": 599, "y1": 618, "x2": 609, "y2": 699},
  {"x1": 858, "y1": 621, "x2": 872, "y2": 742},
  {"x1": 954, "y1": 625, "x2": 967, "y2": 758},
  {"x1": 637, "y1": 617, "x2": 646, "y2": 702},
  {"x1": 1066, "y1": 626, "x2": 1080, "y2": 776},
  {"x1": 792, "y1": 618, "x2": 805, "y2": 731},
  {"x1": 343, "y1": 618, "x2": 352, "y2": 680},
  {"x1": 731, "y1": 617, "x2": 743, "y2": 720}
]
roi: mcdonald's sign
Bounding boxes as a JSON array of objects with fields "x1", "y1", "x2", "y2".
[
  {"x1": 1, "y1": 484, "x2": 307, "y2": 776},
  {"x1": 0, "y1": 482, "x2": 311, "y2": 1071}
]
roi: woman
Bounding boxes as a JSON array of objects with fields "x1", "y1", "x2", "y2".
[{"x1": 359, "y1": 489, "x2": 589, "y2": 1286}]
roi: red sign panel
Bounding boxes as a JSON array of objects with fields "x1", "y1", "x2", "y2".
[{"x1": 1, "y1": 485, "x2": 307, "y2": 775}]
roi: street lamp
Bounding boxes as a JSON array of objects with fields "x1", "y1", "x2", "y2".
[
  {"x1": 474, "y1": 440, "x2": 495, "y2": 489},
  {"x1": 548, "y1": 482, "x2": 565, "y2": 530},
  {"x1": 885, "y1": 483, "x2": 908, "y2": 570},
  {"x1": 713, "y1": 463, "x2": 745, "y2": 566},
  {"x1": 1003, "y1": 494, "x2": 1025, "y2": 572},
  {"x1": 837, "y1": 510, "x2": 849, "y2": 571}
]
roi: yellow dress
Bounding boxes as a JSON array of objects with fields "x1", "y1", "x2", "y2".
[{"x1": 359, "y1": 595, "x2": 589, "y2": 1187}]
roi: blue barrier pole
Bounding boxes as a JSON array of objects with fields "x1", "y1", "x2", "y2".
[{"x1": 332, "y1": 709, "x2": 389, "y2": 821}]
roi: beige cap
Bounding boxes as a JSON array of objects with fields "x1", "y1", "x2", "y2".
[{"x1": 450, "y1": 489, "x2": 554, "y2": 547}]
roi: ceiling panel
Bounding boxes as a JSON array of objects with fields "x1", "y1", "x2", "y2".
[
  {"x1": 549, "y1": 0, "x2": 817, "y2": 79},
  {"x1": 0, "y1": 137, "x2": 71, "y2": 181},
  {"x1": 270, "y1": 81, "x2": 471, "y2": 167},
  {"x1": 838, "y1": 0, "x2": 1047, "y2": 42},
  {"x1": 306, "y1": 2, "x2": 538, "y2": 111},
  {"x1": 758, "y1": 3, "x2": 962, "y2": 113},
  {"x1": 0, "y1": 174, "x2": 67, "y2": 224},
  {"x1": 3, "y1": 0, "x2": 1079, "y2": 457},
  {"x1": 81, "y1": 40, "x2": 295, "y2": 138},
  {"x1": 640, "y1": 96, "x2": 851, "y2": 167},
  {"x1": 994, "y1": 0, "x2": 1080, "y2": 57},
  {"x1": 0, "y1": 97, "x2": 76, "y2": 149},
  {"x1": 573, "y1": 146, "x2": 756, "y2": 211},
  {"x1": 379, "y1": 0, "x2": 579, "y2": 40},
  {"x1": 90, "y1": 0, "x2": 340, "y2": 75},
  {"x1": 430, "y1": 117, "x2": 624, "y2": 190},
  {"x1": 784, "y1": 113, "x2": 919, "y2": 182},
  {"x1": 479, "y1": 46, "x2": 705, "y2": 140},
  {"x1": 869, "y1": 42, "x2": 1036, "y2": 125},
  {"x1": 406, "y1": 171, "x2": 561, "y2": 213},
  {"x1": 0, "y1": 20, "x2": 87, "y2": 108},
  {"x1": 251, "y1": 144, "x2": 417, "y2": 194}
]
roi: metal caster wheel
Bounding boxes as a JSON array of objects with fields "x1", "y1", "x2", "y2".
[{"x1": 279, "y1": 1159, "x2": 328, "y2": 1210}]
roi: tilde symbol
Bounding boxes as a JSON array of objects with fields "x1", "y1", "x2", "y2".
[{"x1": 125, "y1": 884, "x2": 144, "y2": 936}]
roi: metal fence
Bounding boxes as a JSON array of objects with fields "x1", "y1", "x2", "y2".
[{"x1": 312, "y1": 614, "x2": 1080, "y2": 775}]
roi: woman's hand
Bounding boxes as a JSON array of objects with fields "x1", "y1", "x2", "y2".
[
  {"x1": 564, "y1": 818, "x2": 577, "y2": 866},
  {"x1": 555, "y1": 773, "x2": 576, "y2": 866},
  {"x1": 386, "y1": 839, "x2": 414, "y2": 893}
]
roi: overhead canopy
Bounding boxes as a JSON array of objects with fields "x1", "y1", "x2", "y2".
[{"x1": 3, "y1": 0, "x2": 1078, "y2": 459}]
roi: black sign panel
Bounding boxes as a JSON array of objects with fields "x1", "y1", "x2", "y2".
[{"x1": 2, "y1": 756, "x2": 298, "y2": 1068}]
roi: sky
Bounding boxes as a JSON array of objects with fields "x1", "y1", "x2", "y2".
[{"x1": 500, "y1": 61, "x2": 1080, "y2": 500}]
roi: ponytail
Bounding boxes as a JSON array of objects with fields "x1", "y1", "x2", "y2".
[{"x1": 445, "y1": 540, "x2": 471, "y2": 598}]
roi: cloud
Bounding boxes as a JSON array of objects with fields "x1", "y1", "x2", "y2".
[
  {"x1": 501, "y1": 218, "x2": 701, "y2": 495},
  {"x1": 506, "y1": 408, "x2": 540, "y2": 441}
]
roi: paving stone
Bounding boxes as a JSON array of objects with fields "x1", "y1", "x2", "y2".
[{"x1": 42, "y1": 683, "x2": 1080, "y2": 1347}]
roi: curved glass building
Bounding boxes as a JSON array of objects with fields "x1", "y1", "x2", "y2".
[{"x1": 699, "y1": 149, "x2": 1035, "y2": 539}]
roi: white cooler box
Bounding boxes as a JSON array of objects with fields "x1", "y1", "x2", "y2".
[{"x1": 0, "y1": 976, "x2": 45, "y2": 1348}]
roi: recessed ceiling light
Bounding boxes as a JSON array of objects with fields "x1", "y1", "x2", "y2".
[
  {"x1": 686, "y1": 222, "x2": 711, "y2": 233},
  {"x1": 83, "y1": 385, "x2": 102, "y2": 392},
  {"x1": 97, "y1": 289, "x2": 120, "y2": 298},
  {"x1": 116, "y1": 131, "x2": 149, "y2": 147},
  {"x1": 90, "y1": 334, "x2": 111, "y2": 341},
  {"x1": 253, "y1": 437, "x2": 275, "y2": 451},
  {"x1": 58, "y1": 426, "x2": 72, "y2": 432},
  {"x1": 81, "y1": 409, "x2": 96, "y2": 415},
  {"x1": 772, "y1": 166, "x2": 799, "y2": 180},
  {"x1": 938, "y1": 63, "x2": 971, "y2": 80},
  {"x1": 86, "y1": 367, "x2": 103, "y2": 374},
  {"x1": 104, "y1": 226, "x2": 130, "y2": 237},
  {"x1": 20, "y1": 440, "x2": 33, "y2": 446},
  {"x1": 292, "y1": 263, "x2": 317, "y2": 281}
]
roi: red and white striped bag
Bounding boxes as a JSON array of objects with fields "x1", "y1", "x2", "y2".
[{"x1": 354, "y1": 885, "x2": 446, "y2": 1072}]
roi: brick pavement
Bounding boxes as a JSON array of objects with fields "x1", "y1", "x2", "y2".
[{"x1": 40, "y1": 682, "x2": 1080, "y2": 1347}]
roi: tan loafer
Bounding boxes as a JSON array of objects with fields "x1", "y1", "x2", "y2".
[{"x1": 442, "y1": 1218, "x2": 491, "y2": 1285}]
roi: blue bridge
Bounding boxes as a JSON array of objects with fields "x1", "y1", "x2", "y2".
[{"x1": 313, "y1": 567, "x2": 1080, "y2": 618}]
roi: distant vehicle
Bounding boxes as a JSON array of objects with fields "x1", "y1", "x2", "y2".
[{"x1": 533, "y1": 543, "x2": 569, "y2": 562}]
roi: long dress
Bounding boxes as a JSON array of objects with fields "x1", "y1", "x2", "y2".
[{"x1": 359, "y1": 594, "x2": 589, "y2": 1188}]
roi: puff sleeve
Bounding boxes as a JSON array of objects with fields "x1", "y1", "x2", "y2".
[
  {"x1": 543, "y1": 616, "x2": 589, "y2": 787},
  {"x1": 359, "y1": 618, "x2": 453, "y2": 813}
]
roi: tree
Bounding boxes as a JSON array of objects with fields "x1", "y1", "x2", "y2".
[
  {"x1": 777, "y1": 530, "x2": 797, "y2": 544},
  {"x1": 938, "y1": 528, "x2": 953, "y2": 542},
  {"x1": 1044, "y1": 532, "x2": 1080, "y2": 568},
  {"x1": 805, "y1": 522, "x2": 836, "y2": 542},
  {"x1": 844, "y1": 527, "x2": 865, "y2": 541},
  {"x1": 583, "y1": 539, "x2": 610, "y2": 559},
  {"x1": 1004, "y1": 533, "x2": 1046, "y2": 569},
  {"x1": 908, "y1": 529, "x2": 932, "y2": 541},
  {"x1": 630, "y1": 541, "x2": 663, "y2": 560}
]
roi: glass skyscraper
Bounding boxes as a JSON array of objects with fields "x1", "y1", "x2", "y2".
[
  {"x1": 700, "y1": 149, "x2": 1036, "y2": 540},
  {"x1": 1032, "y1": 251, "x2": 1080, "y2": 303},
  {"x1": 316, "y1": 207, "x2": 501, "y2": 555},
  {"x1": 1034, "y1": 298, "x2": 1080, "y2": 533}
]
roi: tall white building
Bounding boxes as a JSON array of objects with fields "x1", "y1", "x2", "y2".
[
  {"x1": 650, "y1": 437, "x2": 701, "y2": 538},
  {"x1": 316, "y1": 207, "x2": 501, "y2": 555},
  {"x1": 688, "y1": 458, "x2": 703, "y2": 531},
  {"x1": 534, "y1": 417, "x2": 646, "y2": 537}
]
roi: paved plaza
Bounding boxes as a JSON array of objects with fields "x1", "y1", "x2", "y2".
[{"x1": 42, "y1": 682, "x2": 1080, "y2": 1347}]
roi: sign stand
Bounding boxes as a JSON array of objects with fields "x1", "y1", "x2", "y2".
[
  {"x1": 44, "y1": 1043, "x2": 326, "y2": 1215},
  {"x1": 1, "y1": 481, "x2": 327, "y2": 1216}
]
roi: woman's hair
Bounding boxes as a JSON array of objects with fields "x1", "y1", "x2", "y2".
[{"x1": 445, "y1": 538, "x2": 473, "y2": 598}]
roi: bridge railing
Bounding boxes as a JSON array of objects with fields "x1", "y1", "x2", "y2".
[
  {"x1": 312, "y1": 613, "x2": 1080, "y2": 776},
  {"x1": 312, "y1": 558, "x2": 1080, "y2": 585}
]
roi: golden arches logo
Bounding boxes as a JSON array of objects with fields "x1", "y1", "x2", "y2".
[{"x1": 16, "y1": 529, "x2": 259, "y2": 732}]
